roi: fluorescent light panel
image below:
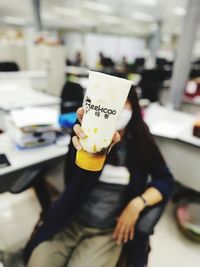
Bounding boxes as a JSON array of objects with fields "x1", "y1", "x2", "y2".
[
  {"x1": 84, "y1": 1, "x2": 112, "y2": 13},
  {"x1": 101, "y1": 15, "x2": 122, "y2": 24},
  {"x1": 173, "y1": 6, "x2": 186, "y2": 16},
  {"x1": 2, "y1": 16, "x2": 27, "y2": 25},
  {"x1": 132, "y1": 12, "x2": 155, "y2": 22},
  {"x1": 135, "y1": 0, "x2": 157, "y2": 7},
  {"x1": 78, "y1": 18, "x2": 97, "y2": 26},
  {"x1": 42, "y1": 12, "x2": 57, "y2": 20},
  {"x1": 53, "y1": 6, "x2": 81, "y2": 17}
]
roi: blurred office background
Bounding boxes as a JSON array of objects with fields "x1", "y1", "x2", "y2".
[{"x1": 0, "y1": 0, "x2": 200, "y2": 266}]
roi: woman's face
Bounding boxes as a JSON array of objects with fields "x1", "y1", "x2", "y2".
[{"x1": 116, "y1": 100, "x2": 133, "y2": 133}]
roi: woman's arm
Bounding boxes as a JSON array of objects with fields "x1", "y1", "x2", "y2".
[
  {"x1": 113, "y1": 163, "x2": 174, "y2": 245},
  {"x1": 112, "y1": 186, "x2": 163, "y2": 245},
  {"x1": 141, "y1": 186, "x2": 163, "y2": 206}
]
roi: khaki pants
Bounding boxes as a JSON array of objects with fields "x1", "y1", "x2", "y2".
[{"x1": 27, "y1": 221, "x2": 122, "y2": 267}]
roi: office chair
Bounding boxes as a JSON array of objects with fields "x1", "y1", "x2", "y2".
[
  {"x1": 0, "y1": 62, "x2": 20, "y2": 72},
  {"x1": 192, "y1": 58, "x2": 200, "y2": 70},
  {"x1": 190, "y1": 69, "x2": 200, "y2": 79},
  {"x1": 124, "y1": 203, "x2": 166, "y2": 267},
  {"x1": 0, "y1": 202, "x2": 165, "y2": 267},
  {"x1": 6, "y1": 132, "x2": 168, "y2": 267},
  {"x1": 131, "y1": 58, "x2": 145, "y2": 73},
  {"x1": 60, "y1": 81, "x2": 84, "y2": 114},
  {"x1": 139, "y1": 69, "x2": 165, "y2": 102},
  {"x1": 62, "y1": 141, "x2": 167, "y2": 267},
  {"x1": 155, "y1": 58, "x2": 173, "y2": 81}
]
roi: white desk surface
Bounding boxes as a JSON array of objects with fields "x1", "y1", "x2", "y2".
[
  {"x1": 182, "y1": 97, "x2": 200, "y2": 106},
  {"x1": 0, "y1": 87, "x2": 61, "y2": 111},
  {"x1": 0, "y1": 70, "x2": 47, "y2": 79},
  {"x1": 0, "y1": 133, "x2": 68, "y2": 176},
  {"x1": 144, "y1": 103, "x2": 200, "y2": 147},
  {"x1": 145, "y1": 104, "x2": 200, "y2": 190}
]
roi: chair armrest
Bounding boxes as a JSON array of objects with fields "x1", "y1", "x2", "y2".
[
  {"x1": 135, "y1": 203, "x2": 166, "y2": 235},
  {"x1": 9, "y1": 169, "x2": 42, "y2": 194}
]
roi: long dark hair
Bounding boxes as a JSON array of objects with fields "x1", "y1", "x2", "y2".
[
  {"x1": 108, "y1": 86, "x2": 165, "y2": 172},
  {"x1": 126, "y1": 86, "x2": 166, "y2": 171}
]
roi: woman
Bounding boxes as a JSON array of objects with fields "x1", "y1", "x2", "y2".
[{"x1": 25, "y1": 86, "x2": 174, "y2": 267}]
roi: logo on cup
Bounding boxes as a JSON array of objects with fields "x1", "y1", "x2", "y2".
[
  {"x1": 85, "y1": 96, "x2": 116, "y2": 119},
  {"x1": 85, "y1": 97, "x2": 92, "y2": 113}
]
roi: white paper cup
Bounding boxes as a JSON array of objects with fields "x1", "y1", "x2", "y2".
[{"x1": 76, "y1": 71, "x2": 132, "y2": 171}]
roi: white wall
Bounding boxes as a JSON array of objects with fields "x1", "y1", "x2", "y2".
[
  {"x1": 84, "y1": 33, "x2": 146, "y2": 67},
  {"x1": 0, "y1": 43, "x2": 27, "y2": 70},
  {"x1": 64, "y1": 32, "x2": 84, "y2": 61},
  {"x1": 64, "y1": 32, "x2": 146, "y2": 68}
]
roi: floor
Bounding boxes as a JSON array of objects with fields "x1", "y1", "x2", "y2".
[{"x1": 0, "y1": 189, "x2": 199, "y2": 267}]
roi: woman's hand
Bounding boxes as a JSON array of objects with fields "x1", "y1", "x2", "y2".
[
  {"x1": 72, "y1": 107, "x2": 121, "y2": 151},
  {"x1": 113, "y1": 197, "x2": 145, "y2": 245}
]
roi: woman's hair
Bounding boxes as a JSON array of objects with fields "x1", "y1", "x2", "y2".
[{"x1": 125, "y1": 86, "x2": 166, "y2": 171}]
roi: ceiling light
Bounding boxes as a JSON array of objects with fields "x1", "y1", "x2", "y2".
[
  {"x1": 78, "y1": 18, "x2": 97, "y2": 26},
  {"x1": 42, "y1": 12, "x2": 57, "y2": 20},
  {"x1": 84, "y1": 1, "x2": 112, "y2": 13},
  {"x1": 2, "y1": 16, "x2": 27, "y2": 25},
  {"x1": 101, "y1": 15, "x2": 122, "y2": 24},
  {"x1": 132, "y1": 12, "x2": 155, "y2": 22},
  {"x1": 53, "y1": 6, "x2": 81, "y2": 17},
  {"x1": 135, "y1": 0, "x2": 157, "y2": 7},
  {"x1": 173, "y1": 6, "x2": 186, "y2": 16}
]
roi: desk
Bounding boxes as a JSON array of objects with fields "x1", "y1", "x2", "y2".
[
  {"x1": 0, "y1": 71, "x2": 47, "y2": 79},
  {"x1": 145, "y1": 104, "x2": 200, "y2": 191},
  {"x1": 181, "y1": 97, "x2": 200, "y2": 115},
  {"x1": 145, "y1": 103, "x2": 200, "y2": 146},
  {"x1": 0, "y1": 70, "x2": 48, "y2": 91},
  {"x1": 0, "y1": 88, "x2": 60, "y2": 131},
  {"x1": 0, "y1": 87, "x2": 60, "y2": 112},
  {"x1": 0, "y1": 133, "x2": 68, "y2": 192}
]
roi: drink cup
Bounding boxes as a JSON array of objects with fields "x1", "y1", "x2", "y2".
[{"x1": 76, "y1": 71, "x2": 132, "y2": 171}]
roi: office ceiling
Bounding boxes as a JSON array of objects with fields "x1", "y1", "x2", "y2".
[{"x1": 0, "y1": 0, "x2": 188, "y2": 37}]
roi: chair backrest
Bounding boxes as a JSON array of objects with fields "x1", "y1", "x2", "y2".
[
  {"x1": 101, "y1": 57, "x2": 115, "y2": 68},
  {"x1": 139, "y1": 69, "x2": 165, "y2": 102},
  {"x1": 131, "y1": 57, "x2": 145, "y2": 73},
  {"x1": 134, "y1": 57, "x2": 145, "y2": 66},
  {"x1": 60, "y1": 81, "x2": 84, "y2": 114},
  {"x1": 190, "y1": 69, "x2": 200, "y2": 79},
  {"x1": 0, "y1": 61, "x2": 20, "y2": 72}
]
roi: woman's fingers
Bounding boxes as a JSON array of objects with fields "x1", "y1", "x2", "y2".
[
  {"x1": 76, "y1": 107, "x2": 84, "y2": 123},
  {"x1": 116, "y1": 225, "x2": 125, "y2": 245},
  {"x1": 113, "y1": 221, "x2": 126, "y2": 245},
  {"x1": 73, "y1": 124, "x2": 85, "y2": 151},
  {"x1": 129, "y1": 226, "x2": 134, "y2": 241},
  {"x1": 73, "y1": 124, "x2": 85, "y2": 139},
  {"x1": 124, "y1": 225, "x2": 130, "y2": 243},
  {"x1": 72, "y1": 136, "x2": 82, "y2": 151},
  {"x1": 113, "y1": 219, "x2": 122, "y2": 239}
]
